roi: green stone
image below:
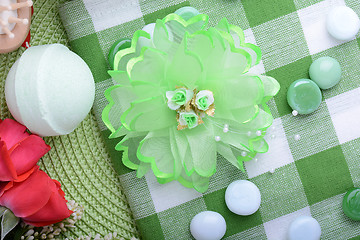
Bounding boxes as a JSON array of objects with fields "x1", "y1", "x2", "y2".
[
  {"x1": 174, "y1": 7, "x2": 200, "y2": 21},
  {"x1": 108, "y1": 38, "x2": 131, "y2": 69},
  {"x1": 287, "y1": 79, "x2": 322, "y2": 115},
  {"x1": 343, "y1": 188, "x2": 360, "y2": 221},
  {"x1": 309, "y1": 56, "x2": 342, "y2": 90}
]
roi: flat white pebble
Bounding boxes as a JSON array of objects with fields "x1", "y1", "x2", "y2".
[
  {"x1": 288, "y1": 216, "x2": 321, "y2": 240},
  {"x1": 190, "y1": 211, "x2": 226, "y2": 240},
  {"x1": 327, "y1": 6, "x2": 360, "y2": 41},
  {"x1": 225, "y1": 180, "x2": 261, "y2": 216}
]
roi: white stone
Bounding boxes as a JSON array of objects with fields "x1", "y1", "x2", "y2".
[
  {"x1": 190, "y1": 211, "x2": 226, "y2": 240},
  {"x1": 5, "y1": 44, "x2": 95, "y2": 136},
  {"x1": 288, "y1": 216, "x2": 321, "y2": 240},
  {"x1": 225, "y1": 180, "x2": 261, "y2": 216},
  {"x1": 327, "y1": 6, "x2": 360, "y2": 41}
]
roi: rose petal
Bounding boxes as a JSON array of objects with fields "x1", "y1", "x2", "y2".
[
  {"x1": 14, "y1": 166, "x2": 38, "y2": 183},
  {"x1": 0, "y1": 119, "x2": 29, "y2": 150},
  {"x1": 9, "y1": 135, "x2": 50, "y2": 175},
  {"x1": 0, "y1": 141, "x2": 17, "y2": 181},
  {"x1": 0, "y1": 181, "x2": 13, "y2": 197},
  {"x1": 22, "y1": 180, "x2": 72, "y2": 227},
  {"x1": 0, "y1": 169, "x2": 52, "y2": 217}
]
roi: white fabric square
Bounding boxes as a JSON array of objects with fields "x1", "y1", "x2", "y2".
[
  {"x1": 245, "y1": 118, "x2": 294, "y2": 178},
  {"x1": 84, "y1": 0, "x2": 143, "y2": 32},
  {"x1": 297, "y1": 0, "x2": 348, "y2": 55},
  {"x1": 145, "y1": 172, "x2": 202, "y2": 213},
  {"x1": 264, "y1": 207, "x2": 311, "y2": 240},
  {"x1": 326, "y1": 87, "x2": 360, "y2": 144}
]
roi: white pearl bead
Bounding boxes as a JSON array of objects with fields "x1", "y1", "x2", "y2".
[
  {"x1": 288, "y1": 216, "x2": 321, "y2": 240},
  {"x1": 225, "y1": 180, "x2": 261, "y2": 216},
  {"x1": 215, "y1": 136, "x2": 221, "y2": 142},
  {"x1": 256, "y1": 130, "x2": 262, "y2": 136},
  {"x1": 327, "y1": 6, "x2": 360, "y2": 41},
  {"x1": 190, "y1": 211, "x2": 226, "y2": 240}
]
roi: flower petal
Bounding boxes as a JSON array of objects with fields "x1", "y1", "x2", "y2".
[
  {"x1": 127, "y1": 47, "x2": 167, "y2": 87},
  {"x1": 184, "y1": 123, "x2": 217, "y2": 177},
  {"x1": 0, "y1": 182, "x2": 13, "y2": 197},
  {"x1": 166, "y1": 37, "x2": 203, "y2": 90},
  {"x1": 0, "y1": 119, "x2": 29, "y2": 150},
  {"x1": 0, "y1": 169, "x2": 52, "y2": 218},
  {"x1": 122, "y1": 96, "x2": 176, "y2": 131},
  {"x1": 22, "y1": 180, "x2": 72, "y2": 227},
  {"x1": 0, "y1": 141, "x2": 17, "y2": 181},
  {"x1": 138, "y1": 129, "x2": 181, "y2": 179},
  {"x1": 211, "y1": 75, "x2": 263, "y2": 110},
  {"x1": 9, "y1": 135, "x2": 50, "y2": 175}
]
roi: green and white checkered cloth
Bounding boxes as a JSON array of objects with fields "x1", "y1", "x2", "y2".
[{"x1": 59, "y1": 0, "x2": 360, "y2": 239}]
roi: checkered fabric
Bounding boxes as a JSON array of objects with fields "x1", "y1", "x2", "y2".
[{"x1": 59, "y1": 0, "x2": 360, "y2": 239}]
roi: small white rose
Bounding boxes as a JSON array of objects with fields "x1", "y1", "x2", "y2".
[
  {"x1": 166, "y1": 88, "x2": 193, "y2": 110},
  {"x1": 195, "y1": 90, "x2": 214, "y2": 111}
]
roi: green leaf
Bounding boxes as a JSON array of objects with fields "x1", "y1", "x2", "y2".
[
  {"x1": 0, "y1": 207, "x2": 7, "y2": 218},
  {"x1": 1, "y1": 209, "x2": 20, "y2": 240}
]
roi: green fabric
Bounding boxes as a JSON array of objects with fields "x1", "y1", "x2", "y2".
[
  {"x1": 0, "y1": 0, "x2": 139, "y2": 239},
  {"x1": 58, "y1": 0, "x2": 360, "y2": 239}
]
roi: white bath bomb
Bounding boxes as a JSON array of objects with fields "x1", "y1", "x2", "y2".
[{"x1": 5, "y1": 44, "x2": 95, "y2": 136}]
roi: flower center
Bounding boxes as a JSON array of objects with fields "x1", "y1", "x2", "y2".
[{"x1": 166, "y1": 87, "x2": 215, "y2": 130}]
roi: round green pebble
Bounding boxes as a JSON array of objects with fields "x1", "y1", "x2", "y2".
[
  {"x1": 174, "y1": 6, "x2": 200, "y2": 21},
  {"x1": 309, "y1": 57, "x2": 342, "y2": 90},
  {"x1": 343, "y1": 188, "x2": 360, "y2": 221},
  {"x1": 287, "y1": 79, "x2": 322, "y2": 115},
  {"x1": 108, "y1": 38, "x2": 131, "y2": 69}
]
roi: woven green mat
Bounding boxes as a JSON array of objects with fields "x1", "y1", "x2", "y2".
[{"x1": 0, "y1": 0, "x2": 139, "y2": 239}]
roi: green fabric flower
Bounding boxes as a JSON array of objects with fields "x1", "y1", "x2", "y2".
[{"x1": 102, "y1": 13, "x2": 280, "y2": 192}]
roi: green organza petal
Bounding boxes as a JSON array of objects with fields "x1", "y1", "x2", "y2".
[
  {"x1": 227, "y1": 21, "x2": 262, "y2": 66},
  {"x1": 166, "y1": 37, "x2": 203, "y2": 89},
  {"x1": 102, "y1": 85, "x2": 136, "y2": 133},
  {"x1": 184, "y1": 123, "x2": 217, "y2": 177},
  {"x1": 137, "y1": 129, "x2": 181, "y2": 180},
  {"x1": 114, "y1": 30, "x2": 150, "y2": 71},
  {"x1": 210, "y1": 75, "x2": 264, "y2": 119},
  {"x1": 216, "y1": 142, "x2": 242, "y2": 169},
  {"x1": 127, "y1": 47, "x2": 167, "y2": 85},
  {"x1": 163, "y1": 13, "x2": 209, "y2": 42},
  {"x1": 108, "y1": 70, "x2": 131, "y2": 86},
  {"x1": 153, "y1": 19, "x2": 175, "y2": 53},
  {"x1": 116, "y1": 132, "x2": 146, "y2": 169},
  {"x1": 257, "y1": 75, "x2": 281, "y2": 98},
  {"x1": 121, "y1": 96, "x2": 176, "y2": 131},
  {"x1": 178, "y1": 170, "x2": 211, "y2": 193}
]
